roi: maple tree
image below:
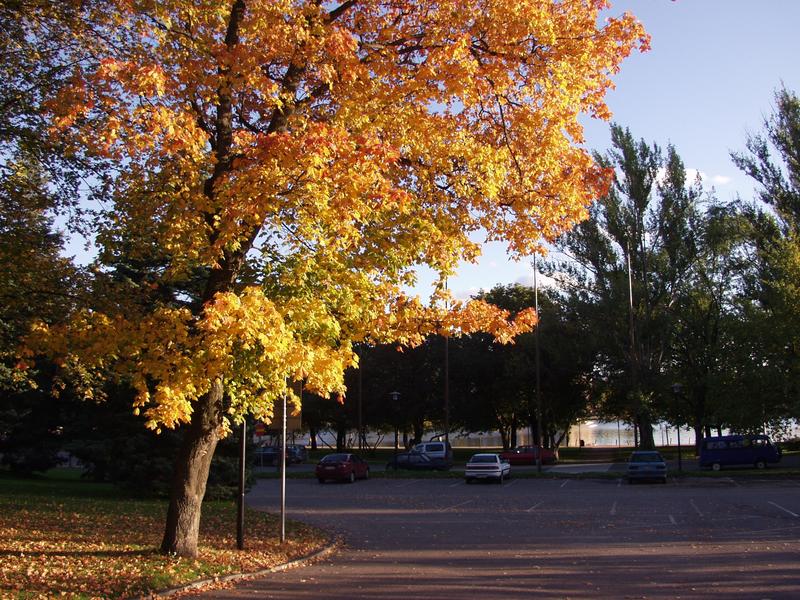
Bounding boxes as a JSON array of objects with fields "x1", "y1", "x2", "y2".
[{"x1": 27, "y1": 0, "x2": 647, "y2": 557}]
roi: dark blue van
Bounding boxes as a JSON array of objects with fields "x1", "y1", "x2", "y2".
[{"x1": 699, "y1": 434, "x2": 781, "y2": 471}]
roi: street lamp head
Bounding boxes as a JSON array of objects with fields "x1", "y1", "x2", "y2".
[{"x1": 390, "y1": 390, "x2": 400, "y2": 402}]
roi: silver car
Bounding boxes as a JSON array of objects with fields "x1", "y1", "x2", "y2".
[
  {"x1": 465, "y1": 453, "x2": 511, "y2": 483},
  {"x1": 627, "y1": 450, "x2": 668, "y2": 484}
]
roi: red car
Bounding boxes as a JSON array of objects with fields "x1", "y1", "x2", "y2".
[
  {"x1": 315, "y1": 453, "x2": 370, "y2": 483},
  {"x1": 499, "y1": 445, "x2": 557, "y2": 465}
]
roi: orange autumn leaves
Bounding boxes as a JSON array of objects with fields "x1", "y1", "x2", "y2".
[
  {"x1": 0, "y1": 484, "x2": 328, "y2": 598},
  {"x1": 31, "y1": 1, "x2": 647, "y2": 432}
]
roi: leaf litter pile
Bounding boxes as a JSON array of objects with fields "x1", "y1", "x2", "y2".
[{"x1": 0, "y1": 475, "x2": 329, "y2": 598}]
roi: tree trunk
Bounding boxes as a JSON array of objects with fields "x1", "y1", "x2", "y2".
[
  {"x1": 510, "y1": 416, "x2": 517, "y2": 448},
  {"x1": 161, "y1": 379, "x2": 225, "y2": 557},
  {"x1": 499, "y1": 426, "x2": 509, "y2": 451},
  {"x1": 413, "y1": 420, "x2": 424, "y2": 446},
  {"x1": 637, "y1": 411, "x2": 656, "y2": 450},
  {"x1": 694, "y1": 421, "x2": 704, "y2": 455},
  {"x1": 336, "y1": 427, "x2": 346, "y2": 451},
  {"x1": 309, "y1": 427, "x2": 318, "y2": 450}
]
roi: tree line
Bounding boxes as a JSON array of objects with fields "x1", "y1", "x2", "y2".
[
  {"x1": 2, "y1": 1, "x2": 798, "y2": 560},
  {"x1": 302, "y1": 94, "x2": 800, "y2": 453}
]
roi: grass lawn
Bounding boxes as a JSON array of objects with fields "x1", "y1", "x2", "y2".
[{"x1": 0, "y1": 468, "x2": 330, "y2": 599}]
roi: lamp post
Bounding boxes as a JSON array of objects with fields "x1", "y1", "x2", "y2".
[
  {"x1": 533, "y1": 254, "x2": 543, "y2": 473},
  {"x1": 671, "y1": 383, "x2": 683, "y2": 472},
  {"x1": 390, "y1": 390, "x2": 400, "y2": 469},
  {"x1": 596, "y1": 229, "x2": 638, "y2": 447},
  {"x1": 237, "y1": 419, "x2": 246, "y2": 549},
  {"x1": 357, "y1": 346, "x2": 363, "y2": 450},
  {"x1": 443, "y1": 279, "x2": 450, "y2": 447}
]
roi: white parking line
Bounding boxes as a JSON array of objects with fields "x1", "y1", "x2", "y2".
[
  {"x1": 504, "y1": 479, "x2": 518, "y2": 487},
  {"x1": 448, "y1": 480, "x2": 462, "y2": 488},
  {"x1": 669, "y1": 514, "x2": 677, "y2": 525},
  {"x1": 439, "y1": 500, "x2": 472, "y2": 512},
  {"x1": 690, "y1": 499, "x2": 703, "y2": 517},
  {"x1": 725, "y1": 477, "x2": 741, "y2": 487},
  {"x1": 769, "y1": 501, "x2": 800, "y2": 518},
  {"x1": 560, "y1": 480, "x2": 569, "y2": 488},
  {"x1": 610, "y1": 501, "x2": 617, "y2": 516},
  {"x1": 526, "y1": 500, "x2": 544, "y2": 512}
]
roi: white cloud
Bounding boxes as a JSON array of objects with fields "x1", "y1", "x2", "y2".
[{"x1": 654, "y1": 167, "x2": 731, "y2": 188}]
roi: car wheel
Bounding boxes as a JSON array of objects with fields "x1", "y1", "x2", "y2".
[
  {"x1": 627, "y1": 477, "x2": 635, "y2": 484},
  {"x1": 755, "y1": 459, "x2": 767, "y2": 469},
  {"x1": 348, "y1": 471, "x2": 356, "y2": 484},
  {"x1": 498, "y1": 473, "x2": 504, "y2": 484},
  {"x1": 662, "y1": 477, "x2": 668, "y2": 484},
  {"x1": 317, "y1": 478, "x2": 325, "y2": 484},
  {"x1": 465, "y1": 477, "x2": 472, "y2": 484},
  {"x1": 364, "y1": 467, "x2": 370, "y2": 480},
  {"x1": 712, "y1": 462, "x2": 722, "y2": 472}
]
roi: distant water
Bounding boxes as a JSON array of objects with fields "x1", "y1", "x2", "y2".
[{"x1": 296, "y1": 420, "x2": 799, "y2": 450}]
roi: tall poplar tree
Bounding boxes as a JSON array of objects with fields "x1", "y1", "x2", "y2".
[
  {"x1": 555, "y1": 126, "x2": 705, "y2": 448},
  {"x1": 731, "y1": 87, "x2": 800, "y2": 426}
]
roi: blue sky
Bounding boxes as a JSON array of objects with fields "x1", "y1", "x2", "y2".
[
  {"x1": 434, "y1": 0, "x2": 800, "y2": 300},
  {"x1": 61, "y1": 2, "x2": 800, "y2": 299}
]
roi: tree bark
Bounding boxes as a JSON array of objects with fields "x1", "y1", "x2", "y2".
[
  {"x1": 336, "y1": 427, "x2": 346, "y2": 451},
  {"x1": 636, "y1": 410, "x2": 656, "y2": 450},
  {"x1": 160, "y1": 379, "x2": 225, "y2": 557},
  {"x1": 309, "y1": 427, "x2": 318, "y2": 450}
]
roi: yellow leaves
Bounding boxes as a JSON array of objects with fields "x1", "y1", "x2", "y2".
[
  {"x1": 0, "y1": 486, "x2": 328, "y2": 598},
  {"x1": 28, "y1": 287, "x2": 360, "y2": 432},
  {"x1": 35, "y1": 0, "x2": 647, "y2": 432}
]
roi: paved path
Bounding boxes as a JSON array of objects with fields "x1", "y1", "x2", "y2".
[{"x1": 189, "y1": 475, "x2": 800, "y2": 599}]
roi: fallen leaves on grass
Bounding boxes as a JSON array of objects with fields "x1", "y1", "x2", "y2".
[{"x1": 0, "y1": 477, "x2": 329, "y2": 599}]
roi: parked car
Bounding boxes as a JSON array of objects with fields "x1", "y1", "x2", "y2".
[
  {"x1": 412, "y1": 441, "x2": 454, "y2": 465},
  {"x1": 315, "y1": 453, "x2": 370, "y2": 483},
  {"x1": 627, "y1": 450, "x2": 667, "y2": 483},
  {"x1": 699, "y1": 434, "x2": 781, "y2": 471},
  {"x1": 499, "y1": 445, "x2": 557, "y2": 466},
  {"x1": 254, "y1": 444, "x2": 307, "y2": 466},
  {"x1": 286, "y1": 444, "x2": 308, "y2": 464},
  {"x1": 254, "y1": 445, "x2": 280, "y2": 467},
  {"x1": 386, "y1": 451, "x2": 451, "y2": 471},
  {"x1": 465, "y1": 453, "x2": 511, "y2": 483}
]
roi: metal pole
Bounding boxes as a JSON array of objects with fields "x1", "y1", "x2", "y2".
[
  {"x1": 534, "y1": 255, "x2": 543, "y2": 473},
  {"x1": 626, "y1": 241, "x2": 638, "y2": 447},
  {"x1": 390, "y1": 390, "x2": 400, "y2": 470},
  {"x1": 280, "y1": 394, "x2": 287, "y2": 543},
  {"x1": 236, "y1": 419, "x2": 246, "y2": 550},
  {"x1": 444, "y1": 279, "x2": 450, "y2": 446},
  {"x1": 671, "y1": 383, "x2": 683, "y2": 472},
  {"x1": 357, "y1": 346, "x2": 363, "y2": 450}
]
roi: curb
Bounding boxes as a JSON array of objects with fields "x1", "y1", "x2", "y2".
[{"x1": 144, "y1": 537, "x2": 343, "y2": 598}]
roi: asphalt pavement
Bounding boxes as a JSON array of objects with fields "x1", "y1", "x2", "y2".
[{"x1": 187, "y1": 471, "x2": 800, "y2": 599}]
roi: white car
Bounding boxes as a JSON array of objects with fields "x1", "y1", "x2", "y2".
[
  {"x1": 465, "y1": 453, "x2": 511, "y2": 483},
  {"x1": 412, "y1": 441, "x2": 454, "y2": 465}
]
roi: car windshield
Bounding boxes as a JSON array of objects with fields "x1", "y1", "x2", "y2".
[
  {"x1": 630, "y1": 452, "x2": 663, "y2": 463},
  {"x1": 320, "y1": 454, "x2": 349, "y2": 463},
  {"x1": 469, "y1": 455, "x2": 497, "y2": 463}
]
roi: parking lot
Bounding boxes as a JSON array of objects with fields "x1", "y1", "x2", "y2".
[{"x1": 195, "y1": 475, "x2": 800, "y2": 599}]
